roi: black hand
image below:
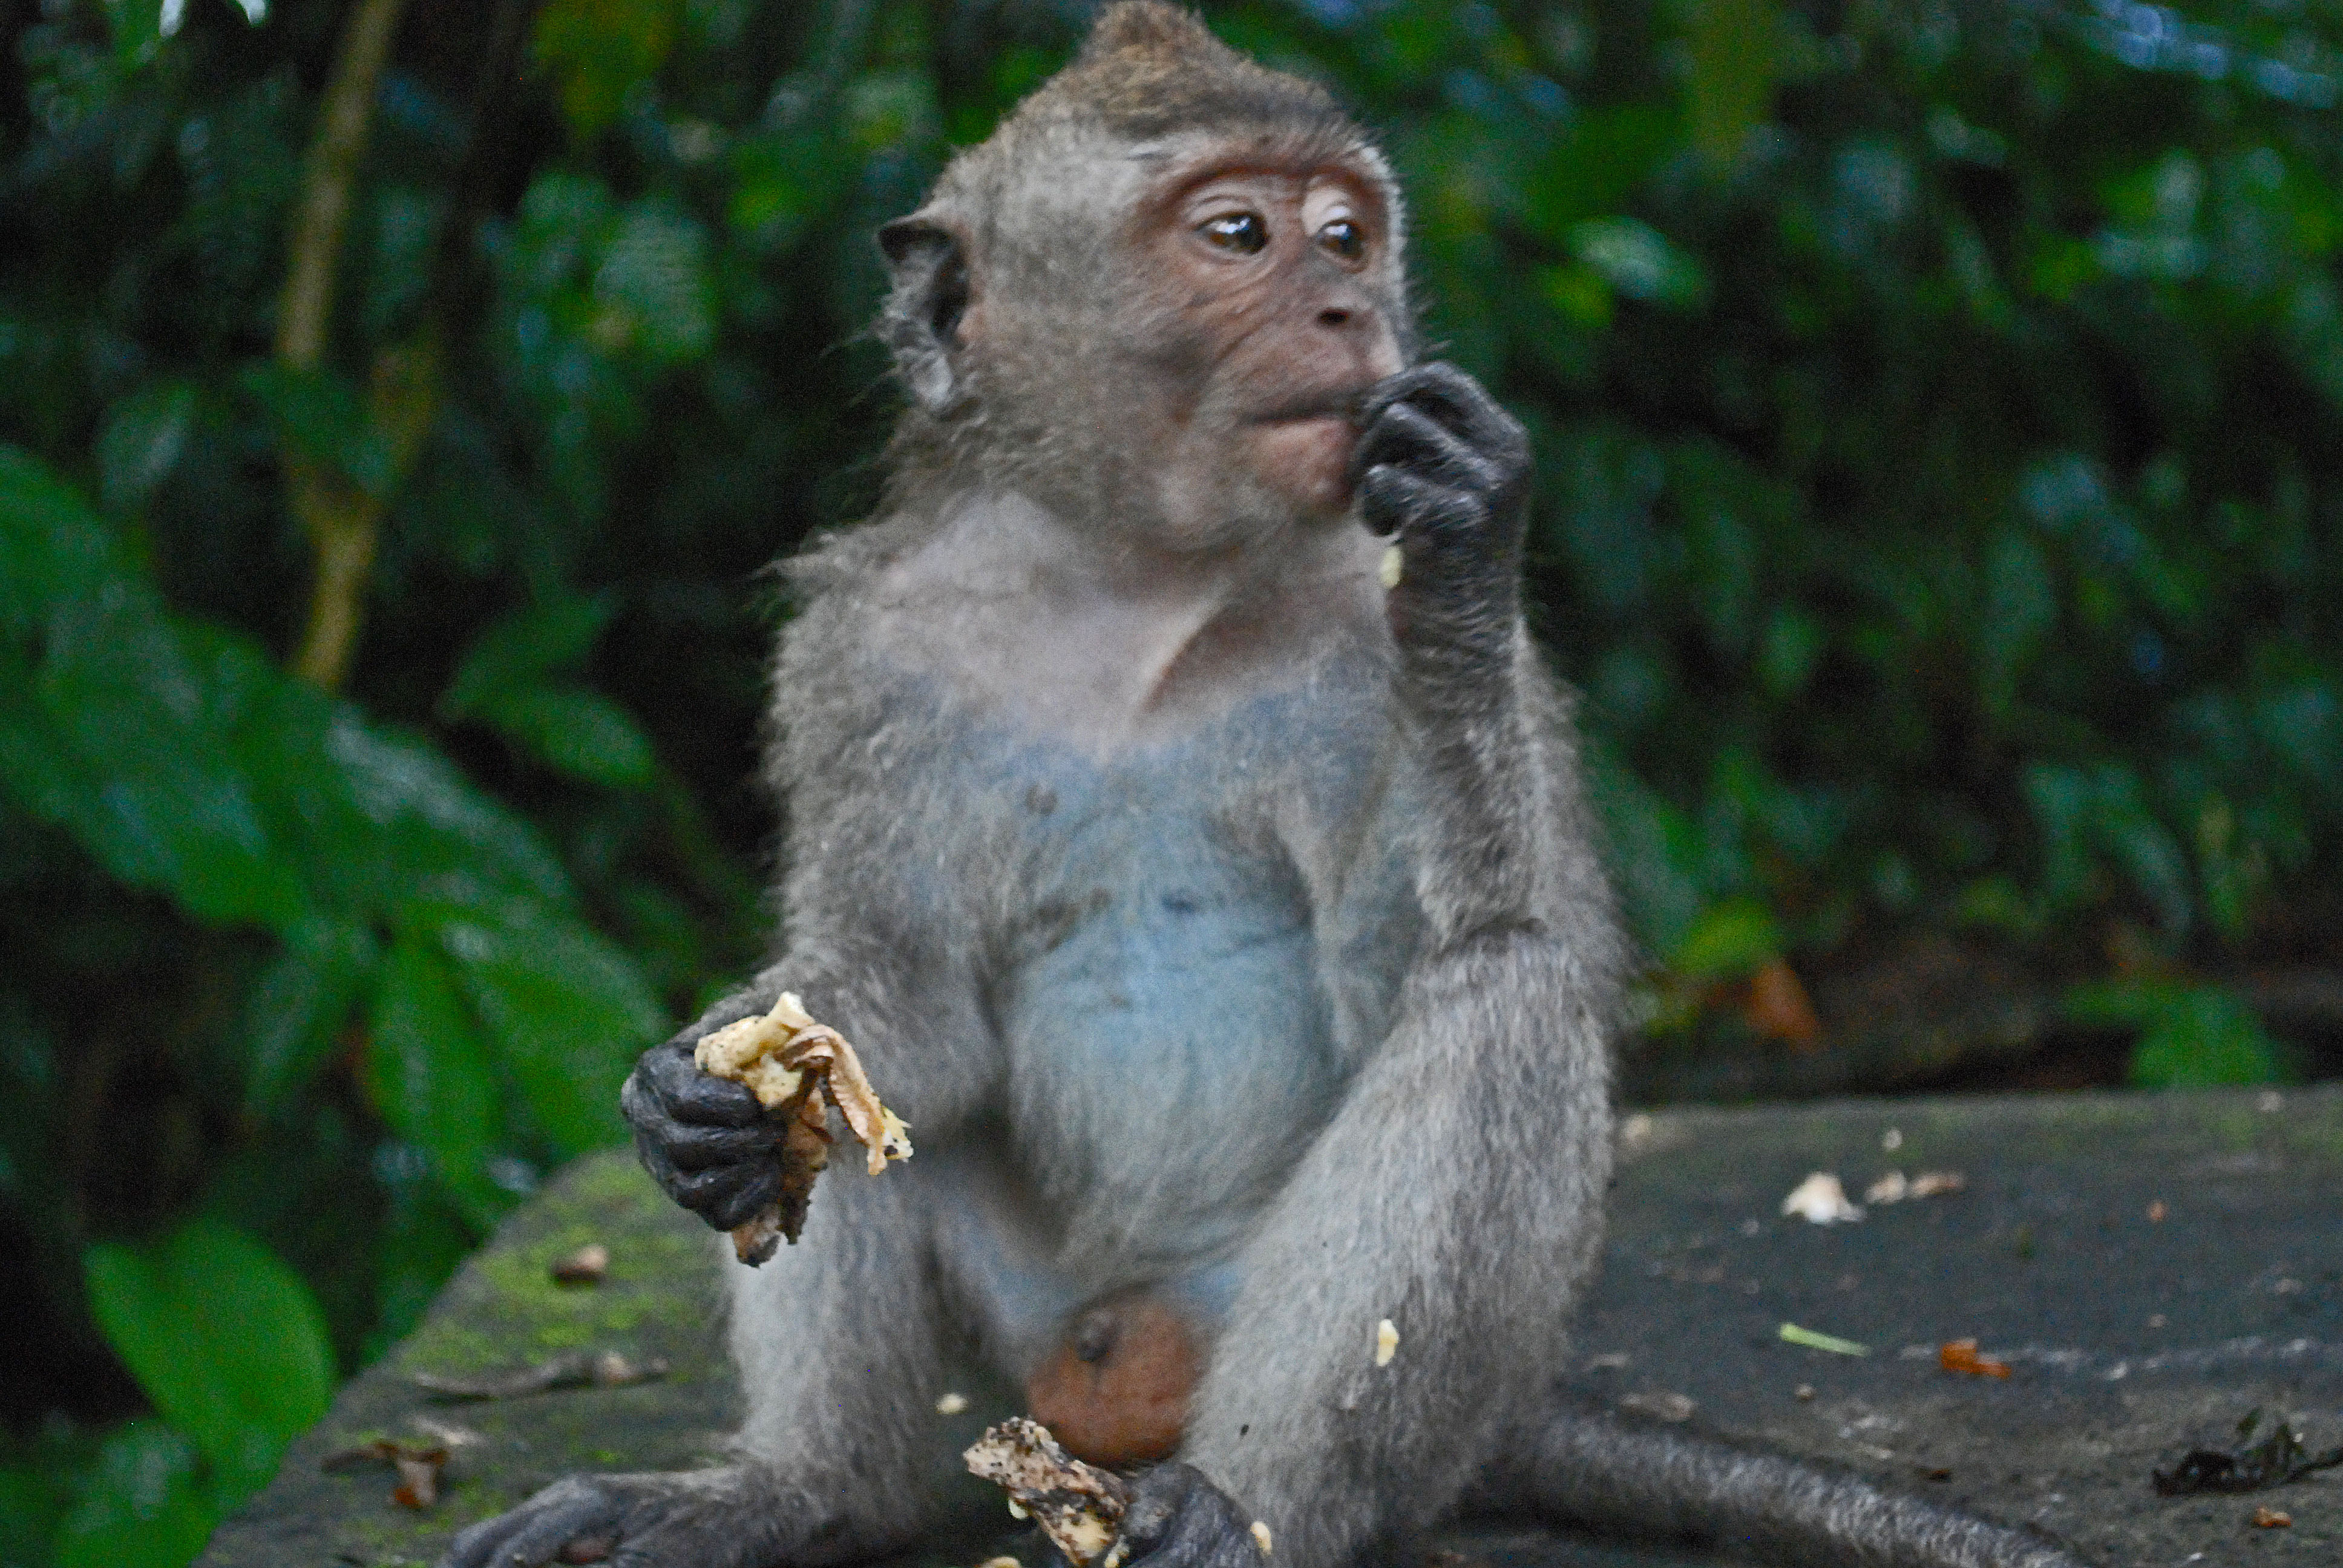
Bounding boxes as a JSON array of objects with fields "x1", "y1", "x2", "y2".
[
  {"x1": 1112, "y1": 1464, "x2": 1269, "y2": 1568},
  {"x1": 1349, "y1": 362, "x2": 1530, "y2": 657},
  {"x1": 620, "y1": 1037, "x2": 786, "y2": 1233}
]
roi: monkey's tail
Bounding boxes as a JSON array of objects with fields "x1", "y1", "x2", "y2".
[{"x1": 1480, "y1": 1402, "x2": 2089, "y2": 1568}]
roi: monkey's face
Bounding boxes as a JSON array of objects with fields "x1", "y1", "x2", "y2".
[{"x1": 1122, "y1": 148, "x2": 1407, "y2": 535}]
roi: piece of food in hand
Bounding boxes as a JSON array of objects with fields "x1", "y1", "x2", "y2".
[
  {"x1": 693, "y1": 991, "x2": 913, "y2": 1264},
  {"x1": 963, "y1": 1417, "x2": 1130, "y2": 1568}
]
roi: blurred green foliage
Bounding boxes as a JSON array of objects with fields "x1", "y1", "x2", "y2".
[{"x1": 1, "y1": 0, "x2": 2340, "y2": 1560}]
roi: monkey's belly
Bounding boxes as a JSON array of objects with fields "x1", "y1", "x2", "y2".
[{"x1": 1003, "y1": 861, "x2": 1343, "y2": 1258}]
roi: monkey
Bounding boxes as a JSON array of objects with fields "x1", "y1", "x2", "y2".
[{"x1": 442, "y1": 10, "x2": 2082, "y2": 1568}]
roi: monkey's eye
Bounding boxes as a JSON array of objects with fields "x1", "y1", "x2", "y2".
[
  {"x1": 1198, "y1": 212, "x2": 1269, "y2": 255},
  {"x1": 1316, "y1": 219, "x2": 1366, "y2": 263}
]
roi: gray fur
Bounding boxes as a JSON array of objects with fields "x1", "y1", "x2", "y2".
[{"x1": 440, "y1": 9, "x2": 2084, "y2": 1568}]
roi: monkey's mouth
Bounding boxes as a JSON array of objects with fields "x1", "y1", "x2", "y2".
[{"x1": 1250, "y1": 390, "x2": 1372, "y2": 428}]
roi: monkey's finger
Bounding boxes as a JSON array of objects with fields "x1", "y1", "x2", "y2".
[
  {"x1": 1114, "y1": 1464, "x2": 1262, "y2": 1568},
  {"x1": 439, "y1": 1475, "x2": 628, "y2": 1567},
  {"x1": 1350, "y1": 398, "x2": 1457, "y2": 484},
  {"x1": 629, "y1": 1121, "x2": 780, "y2": 1229},
  {"x1": 634, "y1": 1039, "x2": 768, "y2": 1129},
  {"x1": 1372, "y1": 362, "x2": 1523, "y2": 449},
  {"x1": 683, "y1": 1159, "x2": 784, "y2": 1233},
  {"x1": 657, "y1": 1118, "x2": 786, "y2": 1173},
  {"x1": 1360, "y1": 466, "x2": 1476, "y2": 546}
]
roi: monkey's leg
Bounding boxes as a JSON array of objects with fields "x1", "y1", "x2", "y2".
[
  {"x1": 438, "y1": 1159, "x2": 957, "y2": 1568},
  {"x1": 1481, "y1": 1402, "x2": 2087, "y2": 1568},
  {"x1": 1178, "y1": 928, "x2": 1615, "y2": 1568}
]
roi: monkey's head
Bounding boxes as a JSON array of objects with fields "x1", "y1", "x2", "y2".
[{"x1": 877, "y1": 2, "x2": 1411, "y2": 549}]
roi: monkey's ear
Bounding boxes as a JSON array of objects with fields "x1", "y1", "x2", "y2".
[{"x1": 876, "y1": 215, "x2": 975, "y2": 416}]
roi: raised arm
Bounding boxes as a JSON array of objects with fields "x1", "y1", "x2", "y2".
[{"x1": 1170, "y1": 364, "x2": 1624, "y2": 1568}]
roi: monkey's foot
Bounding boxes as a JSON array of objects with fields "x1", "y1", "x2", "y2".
[{"x1": 436, "y1": 1468, "x2": 790, "y2": 1568}]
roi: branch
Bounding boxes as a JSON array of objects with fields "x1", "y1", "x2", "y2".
[{"x1": 277, "y1": 0, "x2": 413, "y2": 691}]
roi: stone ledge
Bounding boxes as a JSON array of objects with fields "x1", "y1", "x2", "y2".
[{"x1": 199, "y1": 1087, "x2": 2343, "y2": 1567}]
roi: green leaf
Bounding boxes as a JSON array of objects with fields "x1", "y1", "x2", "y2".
[
  {"x1": 441, "y1": 594, "x2": 619, "y2": 716},
  {"x1": 479, "y1": 686, "x2": 657, "y2": 788},
  {"x1": 1682, "y1": 0, "x2": 1783, "y2": 165},
  {"x1": 95, "y1": 381, "x2": 195, "y2": 515},
  {"x1": 430, "y1": 897, "x2": 661, "y2": 1155},
  {"x1": 241, "y1": 917, "x2": 379, "y2": 1117},
  {"x1": 2064, "y1": 981, "x2": 2285, "y2": 1088},
  {"x1": 53, "y1": 1422, "x2": 216, "y2": 1568},
  {"x1": 236, "y1": 363, "x2": 395, "y2": 497},
  {"x1": 82, "y1": 1221, "x2": 335, "y2": 1503},
  {"x1": 1568, "y1": 218, "x2": 1708, "y2": 310},
  {"x1": 365, "y1": 930, "x2": 510, "y2": 1227},
  {"x1": 2129, "y1": 989, "x2": 2284, "y2": 1088},
  {"x1": 1670, "y1": 897, "x2": 1783, "y2": 981},
  {"x1": 593, "y1": 203, "x2": 714, "y2": 361},
  {"x1": 532, "y1": 0, "x2": 678, "y2": 139}
]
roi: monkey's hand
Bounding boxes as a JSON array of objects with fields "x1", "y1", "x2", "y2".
[
  {"x1": 1351, "y1": 362, "x2": 1531, "y2": 664},
  {"x1": 1106, "y1": 1465, "x2": 1270, "y2": 1568},
  {"x1": 438, "y1": 1467, "x2": 788, "y2": 1568},
  {"x1": 621, "y1": 1036, "x2": 790, "y2": 1234}
]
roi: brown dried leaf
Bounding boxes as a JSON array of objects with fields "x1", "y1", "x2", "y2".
[{"x1": 1938, "y1": 1339, "x2": 2011, "y2": 1379}]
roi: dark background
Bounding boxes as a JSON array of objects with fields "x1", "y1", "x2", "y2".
[{"x1": 2, "y1": 0, "x2": 2339, "y2": 1561}]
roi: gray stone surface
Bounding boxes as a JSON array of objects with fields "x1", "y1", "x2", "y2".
[{"x1": 198, "y1": 1087, "x2": 2343, "y2": 1567}]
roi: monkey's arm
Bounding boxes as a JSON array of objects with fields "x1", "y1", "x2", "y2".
[
  {"x1": 1158, "y1": 365, "x2": 1616, "y2": 1568},
  {"x1": 624, "y1": 874, "x2": 1000, "y2": 1236}
]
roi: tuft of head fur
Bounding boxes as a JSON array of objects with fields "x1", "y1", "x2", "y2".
[{"x1": 1012, "y1": 1, "x2": 1355, "y2": 142}]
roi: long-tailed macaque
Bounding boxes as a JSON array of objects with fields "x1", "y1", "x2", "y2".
[{"x1": 444, "y1": 9, "x2": 2080, "y2": 1567}]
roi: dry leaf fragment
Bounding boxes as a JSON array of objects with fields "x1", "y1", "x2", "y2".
[
  {"x1": 1781, "y1": 1172, "x2": 1863, "y2": 1224},
  {"x1": 963, "y1": 1417, "x2": 1130, "y2": 1568},
  {"x1": 1938, "y1": 1339, "x2": 2012, "y2": 1378},
  {"x1": 695, "y1": 992, "x2": 913, "y2": 1263},
  {"x1": 551, "y1": 1243, "x2": 609, "y2": 1285},
  {"x1": 320, "y1": 1439, "x2": 451, "y2": 1510},
  {"x1": 2251, "y1": 1506, "x2": 2291, "y2": 1528},
  {"x1": 411, "y1": 1350, "x2": 667, "y2": 1402}
]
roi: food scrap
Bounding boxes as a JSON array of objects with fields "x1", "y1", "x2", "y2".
[
  {"x1": 936, "y1": 1391, "x2": 970, "y2": 1415},
  {"x1": 695, "y1": 991, "x2": 913, "y2": 1264},
  {"x1": 963, "y1": 1417, "x2": 1130, "y2": 1568},
  {"x1": 1620, "y1": 1390, "x2": 1696, "y2": 1422},
  {"x1": 1250, "y1": 1521, "x2": 1273, "y2": 1556},
  {"x1": 551, "y1": 1243, "x2": 609, "y2": 1286},
  {"x1": 2152, "y1": 1409, "x2": 2343, "y2": 1496},
  {"x1": 1864, "y1": 1170, "x2": 1966, "y2": 1204},
  {"x1": 411, "y1": 1350, "x2": 667, "y2": 1402},
  {"x1": 1938, "y1": 1339, "x2": 2011, "y2": 1379},
  {"x1": 1780, "y1": 1172, "x2": 1863, "y2": 1224},
  {"x1": 1374, "y1": 1319, "x2": 1400, "y2": 1367},
  {"x1": 320, "y1": 1439, "x2": 451, "y2": 1509},
  {"x1": 1779, "y1": 1322, "x2": 1869, "y2": 1356},
  {"x1": 2251, "y1": 1506, "x2": 2292, "y2": 1529}
]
